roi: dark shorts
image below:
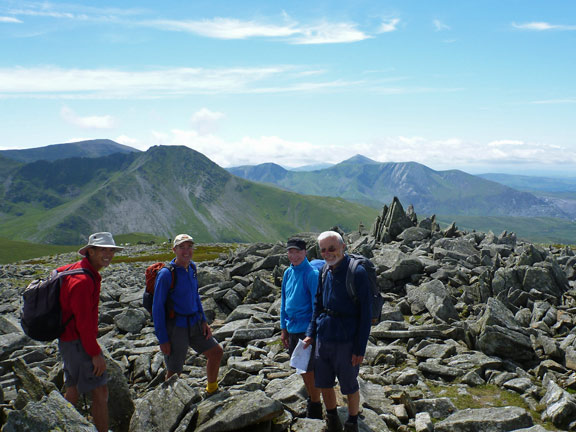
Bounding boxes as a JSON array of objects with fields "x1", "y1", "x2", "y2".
[
  {"x1": 59, "y1": 340, "x2": 108, "y2": 394},
  {"x1": 165, "y1": 320, "x2": 219, "y2": 374},
  {"x1": 288, "y1": 332, "x2": 315, "y2": 373},
  {"x1": 314, "y1": 340, "x2": 359, "y2": 395}
]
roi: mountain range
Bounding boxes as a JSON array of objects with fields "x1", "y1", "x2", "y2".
[
  {"x1": 1, "y1": 139, "x2": 575, "y2": 246},
  {"x1": 228, "y1": 155, "x2": 573, "y2": 219},
  {"x1": 0, "y1": 142, "x2": 374, "y2": 245}
]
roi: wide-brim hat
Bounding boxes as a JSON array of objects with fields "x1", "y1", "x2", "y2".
[{"x1": 78, "y1": 232, "x2": 124, "y2": 256}]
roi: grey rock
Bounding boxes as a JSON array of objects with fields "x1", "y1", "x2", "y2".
[
  {"x1": 540, "y1": 374, "x2": 576, "y2": 429},
  {"x1": 413, "y1": 397, "x2": 457, "y2": 420},
  {"x1": 195, "y1": 390, "x2": 284, "y2": 432},
  {"x1": 3, "y1": 390, "x2": 96, "y2": 432},
  {"x1": 114, "y1": 308, "x2": 147, "y2": 333},
  {"x1": 434, "y1": 406, "x2": 533, "y2": 432},
  {"x1": 129, "y1": 377, "x2": 201, "y2": 432}
]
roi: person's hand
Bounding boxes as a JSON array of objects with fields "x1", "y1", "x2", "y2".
[
  {"x1": 202, "y1": 321, "x2": 213, "y2": 339},
  {"x1": 160, "y1": 342, "x2": 171, "y2": 355},
  {"x1": 281, "y1": 329, "x2": 290, "y2": 348},
  {"x1": 351, "y1": 354, "x2": 364, "y2": 367},
  {"x1": 92, "y1": 354, "x2": 107, "y2": 377},
  {"x1": 302, "y1": 336, "x2": 313, "y2": 348}
]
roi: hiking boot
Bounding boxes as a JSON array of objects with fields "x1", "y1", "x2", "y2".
[
  {"x1": 306, "y1": 398, "x2": 323, "y2": 419},
  {"x1": 323, "y1": 412, "x2": 343, "y2": 432},
  {"x1": 343, "y1": 421, "x2": 359, "y2": 432}
]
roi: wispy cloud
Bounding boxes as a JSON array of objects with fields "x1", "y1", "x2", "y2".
[
  {"x1": 531, "y1": 98, "x2": 576, "y2": 104},
  {"x1": 143, "y1": 17, "x2": 379, "y2": 44},
  {"x1": 190, "y1": 108, "x2": 225, "y2": 135},
  {"x1": 0, "y1": 16, "x2": 22, "y2": 23},
  {"x1": 433, "y1": 19, "x2": 450, "y2": 31},
  {"x1": 145, "y1": 17, "x2": 299, "y2": 39},
  {"x1": 60, "y1": 106, "x2": 115, "y2": 129},
  {"x1": 0, "y1": 66, "x2": 367, "y2": 99},
  {"x1": 378, "y1": 18, "x2": 400, "y2": 33},
  {"x1": 512, "y1": 21, "x2": 576, "y2": 31}
]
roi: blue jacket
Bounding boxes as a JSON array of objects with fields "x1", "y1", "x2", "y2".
[
  {"x1": 152, "y1": 259, "x2": 207, "y2": 344},
  {"x1": 306, "y1": 254, "x2": 372, "y2": 357},
  {"x1": 281, "y1": 258, "x2": 319, "y2": 334}
]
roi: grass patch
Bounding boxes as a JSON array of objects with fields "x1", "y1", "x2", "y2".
[
  {"x1": 113, "y1": 245, "x2": 236, "y2": 264},
  {"x1": 0, "y1": 237, "x2": 78, "y2": 264},
  {"x1": 428, "y1": 382, "x2": 555, "y2": 430}
]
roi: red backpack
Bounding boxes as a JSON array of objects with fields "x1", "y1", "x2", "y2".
[{"x1": 143, "y1": 262, "x2": 176, "y2": 319}]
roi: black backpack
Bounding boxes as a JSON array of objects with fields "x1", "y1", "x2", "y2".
[
  {"x1": 321, "y1": 254, "x2": 384, "y2": 325},
  {"x1": 21, "y1": 266, "x2": 94, "y2": 341}
]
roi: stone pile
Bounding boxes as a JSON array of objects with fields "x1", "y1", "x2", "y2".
[{"x1": 1, "y1": 198, "x2": 576, "y2": 431}]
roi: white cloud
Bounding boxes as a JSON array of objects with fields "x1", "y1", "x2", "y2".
[
  {"x1": 123, "y1": 128, "x2": 576, "y2": 171},
  {"x1": 60, "y1": 106, "x2": 115, "y2": 129},
  {"x1": 433, "y1": 19, "x2": 450, "y2": 31},
  {"x1": 115, "y1": 134, "x2": 143, "y2": 149},
  {"x1": 190, "y1": 108, "x2": 225, "y2": 135},
  {"x1": 292, "y1": 22, "x2": 371, "y2": 44},
  {"x1": 0, "y1": 16, "x2": 22, "y2": 23},
  {"x1": 144, "y1": 17, "x2": 300, "y2": 39},
  {"x1": 378, "y1": 18, "x2": 400, "y2": 33},
  {"x1": 512, "y1": 22, "x2": 576, "y2": 31},
  {"x1": 143, "y1": 17, "x2": 374, "y2": 44},
  {"x1": 0, "y1": 65, "x2": 366, "y2": 99}
]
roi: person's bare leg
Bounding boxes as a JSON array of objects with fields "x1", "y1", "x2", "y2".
[
  {"x1": 64, "y1": 385, "x2": 79, "y2": 406},
  {"x1": 302, "y1": 371, "x2": 321, "y2": 402},
  {"x1": 204, "y1": 344, "x2": 223, "y2": 384},
  {"x1": 91, "y1": 384, "x2": 109, "y2": 432},
  {"x1": 346, "y1": 390, "x2": 360, "y2": 416}
]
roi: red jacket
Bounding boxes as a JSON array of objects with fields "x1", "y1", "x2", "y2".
[{"x1": 58, "y1": 258, "x2": 102, "y2": 357}]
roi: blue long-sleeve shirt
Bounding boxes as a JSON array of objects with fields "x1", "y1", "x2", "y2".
[
  {"x1": 152, "y1": 259, "x2": 207, "y2": 344},
  {"x1": 280, "y1": 258, "x2": 319, "y2": 334},
  {"x1": 306, "y1": 254, "x2": 372, "y2": 357}
]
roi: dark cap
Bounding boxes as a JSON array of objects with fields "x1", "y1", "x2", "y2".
[{"x1": 286, "y1": 238, "x2": 306, "y2": 251}]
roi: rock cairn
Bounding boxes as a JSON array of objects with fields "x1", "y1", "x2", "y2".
[{"x1": 1, "y1": 197, "x2": 576, "y2": 431}]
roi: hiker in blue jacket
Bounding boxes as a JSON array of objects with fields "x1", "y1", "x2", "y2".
[
  {"x1": 303, "y1": 231, "x2": 372, "y2": 432},
  {"x1": 280, "y1": 238, "x2": 322, "y2": 419},
  {"x1": 153, "y1": 233, "x2": 223, "y2": 395}
]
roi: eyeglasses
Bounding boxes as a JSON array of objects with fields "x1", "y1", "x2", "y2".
[{"x1": 320, "y1": 246, "x2": 339, "y2": 253}]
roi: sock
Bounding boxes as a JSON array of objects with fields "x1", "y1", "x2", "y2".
[
  {"x1": 347, "y1": 414, "x2": 359, "y2": 424},
  {"x1": 206, "y1": 381, "x2": 218, "y2": 394},
  {"x1": 327, "y1": 408, "x2": 338, "y2": 416}
]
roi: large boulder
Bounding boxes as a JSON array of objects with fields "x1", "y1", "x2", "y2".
[{"x1": 3, "y1": 390, "x2": 96, "y2": 432}]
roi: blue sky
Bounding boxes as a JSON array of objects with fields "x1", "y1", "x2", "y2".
[{"x1": 0, "y1": 0, "x2": 574, "y2": 175}]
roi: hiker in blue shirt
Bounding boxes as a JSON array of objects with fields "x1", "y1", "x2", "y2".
[
  {"x1": 153, "y1": 234, "x2": 223, "y2": 395},
  {"x1": 280, "y1": 238, "x2": 322, "y2": 419},
  {"x1": 304, "y1": 231, "x2": 372, "y2": 432}
]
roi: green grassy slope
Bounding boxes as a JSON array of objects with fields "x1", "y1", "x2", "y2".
[{"x1": 438, "y1": 215, "x2": 576, "y2": 245}]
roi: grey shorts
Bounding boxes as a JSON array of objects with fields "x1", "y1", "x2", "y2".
[
  {"x1": 288, "y1": 332, "x2": 315, "y2": 372},
  {"x1": 59, "y1": 339, "x2": 108, "y2": 394},
  {"x1": 165, "y1": 320, "x2": 219, "y2": 374}
]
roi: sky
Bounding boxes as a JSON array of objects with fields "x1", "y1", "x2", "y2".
[{"x1": 0, "y1": 0, "x2": 575, "y2": 176}]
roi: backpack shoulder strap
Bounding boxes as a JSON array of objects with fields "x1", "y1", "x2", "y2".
[
  {"x1": 164, "y1": 263, "x2": 177, "y2": 293},
  {"x1": 345, "y1": 255, "x2": 360, "y2": 305},
  {"x1": 58, "y1": 267, "x2": 95, "y2": 282}
]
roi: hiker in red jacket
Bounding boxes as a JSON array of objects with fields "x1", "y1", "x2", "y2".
[{"x1": 59, "y1": 232, "x2": 123, "y2": 432}]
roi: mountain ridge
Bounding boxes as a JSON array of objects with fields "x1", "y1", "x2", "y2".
[
  {"x1": 0, "y1": 145, "x2": 376, "y2": 244},
  {"x1": 228, "y1": 157, "x2": 572, "y2": 219},
  {"x1": 0, "y1": 139, "x2": 140, "y2": 163}
]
